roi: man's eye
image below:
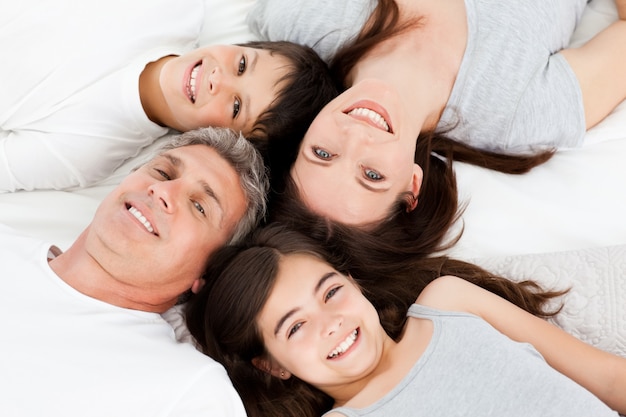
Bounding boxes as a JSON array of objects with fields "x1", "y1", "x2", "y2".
[
  {"x1": 193, "y1": 201, "x2": 205, "y2": 215},
  {"x1": 233, "y1": 98, "x2": 241, "y2": 118},
  {"x1": 364, "y1": 169, "x2": 383, "y2": 181},
  {"x1": 288, "y1": 322, "x2": 302, "y2": 338},
  {"x1": 155, "y1": 169, "x2": 171, "y2": 180},
  {"x1": 237, "y1": 55, "x2": 246, "y2": 75},
  {"x1": 313, "y1": 147, "x2": 333, "y2": 160}
]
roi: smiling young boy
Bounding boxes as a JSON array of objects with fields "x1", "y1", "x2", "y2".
[{"x1": 1, "y1": 0, "x2": 337, "y2": 192}]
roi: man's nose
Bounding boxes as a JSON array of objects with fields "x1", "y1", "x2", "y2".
[{"x1": 148, "y1": 180, "x2": 181, "y2": 214}]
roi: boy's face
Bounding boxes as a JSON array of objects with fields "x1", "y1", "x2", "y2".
[{"x1": 158, "y1": 45, "x2": 290, "y2": 134}]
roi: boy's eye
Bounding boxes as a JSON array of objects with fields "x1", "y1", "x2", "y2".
[
  {"x1": 364, "y1": 169, "x2": 383, "y2": 181},
  {"x1": 193, "y1": 200, "x2": 205, "y2": 216},
  {"x1": 287, "y1": 322, "x2": 303, "y2": 338},
  {"x1": 313, "y1": 147, "x2": 334, "y2": 160},
  {"x1": 233, "y1": 98, "x2": 241, "y2": 118},
  {"x1": 237, "y1": 55, "x2": 246, "y2": 75}
]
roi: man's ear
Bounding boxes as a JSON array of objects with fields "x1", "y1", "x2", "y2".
[
  {"x1": 191, "y1": 278, "x2": 204, "y2": 294},
  {"x1": 251, "y1": 356, "x2": 292, "y2": 380},
  {"x1": 408, "y1": 164, "x2": 423, "y2": 212}
]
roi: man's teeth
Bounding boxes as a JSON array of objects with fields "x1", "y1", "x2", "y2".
[
  {"x1": 348, "y1": 107, "x2": 390, "y2": 132},
  {"x1": 128, "y1": 206, "x2": 154, "y2": 234},
  {"x1": 328, "y1": 330, "x2": 358, "y2": 359},
  {"x1": 189, "y1": 64, "x2": 200, "y2": 102}
]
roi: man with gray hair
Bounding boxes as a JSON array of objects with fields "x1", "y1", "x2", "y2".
[{"x1": 0, "y1": 127, "x2": 268, "y2": 417}]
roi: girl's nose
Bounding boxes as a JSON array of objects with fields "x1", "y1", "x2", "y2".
[{"x1": 323, "y1": 314, "x2": 343, "y2": 337}]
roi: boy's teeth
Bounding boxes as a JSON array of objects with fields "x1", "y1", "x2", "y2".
[
  {"x1": 348, "y1": 107, "x2": 390, "y2": 132},
  {"x1": 189, "y1": 65, "x2": 200, "y2": 102},
  {"x1": 128, "y1": 206, "x2": 154, "y2": 234},
  {"x1": 328, "y1": 329, "x2": 358, "y2": 359}
]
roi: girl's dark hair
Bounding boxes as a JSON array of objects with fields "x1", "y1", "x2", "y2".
[
  {"x1": 242, "y1": 41, "x2": 340, "y2": 176},
  {"x1": 330, "y1": 0, "x2": 554, "y2": 174},
  {"x1": 186, "y1": 224, "x2": 565, "y2": 417}
]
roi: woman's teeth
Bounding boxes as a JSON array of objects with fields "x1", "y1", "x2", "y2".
[
  {"x1": 128, "y1": 206, "x2": 154, "y2": 234},
  {"x1": 328, "y1": 329, "x2": 358, "y2": 359},
  {"x1": 348, "y1": 107, "x2": 390, "y2": 132}
]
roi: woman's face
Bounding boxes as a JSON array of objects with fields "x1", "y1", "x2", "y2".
[
  {"x1": 157, "y1": 45, "x2": 290, "y2": 135},
  {"x1": 255, "y1": 253, "x2": 387, "y2": 391},
  {"x1": 291, "y1": 79, "x2": 423, "y2": 226}
]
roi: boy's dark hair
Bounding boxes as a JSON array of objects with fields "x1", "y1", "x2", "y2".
[{"x1": 242, "y1": 41, "x2": 340, "y2": 178}]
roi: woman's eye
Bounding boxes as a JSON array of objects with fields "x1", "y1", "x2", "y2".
[
  {"x1": 193, "y1": 201, "x2": 205, "y2": 215},
  {"x1": 155, "y1": 169, "x2": 171, "y2": 180},
  {"x1": 237, "y1": 55, "x2": 246, "y2": 75},
  {"x1": 364, "y1": 169, "x2": 383, "y2": 181},
  {"x1": 313, "y1": 147, "x2": 333, "y2": 160},
  {"x1": 233, "y1": 98, "x2": 241, "y2": 118},
  {"x1": 325, "y1": 286, "x2": 342, "y2": 302},
  {"x1": 287, "y1": 322, "x2": 302, "y2": 338}
]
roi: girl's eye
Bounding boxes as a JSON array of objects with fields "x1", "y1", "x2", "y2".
[
  {"x1": 313, "y1": 147, "x2": 333, "y2": 160},
  {"x1": 233, "y1": 98, "x2": 241, "y2": 118},
  {"x1": 155, "y1": 168, "x2": 171, "y2": 180},
  {"x1": 287, "y1": 322, "x2": 303, "y2": 339},
  {"x1": 364, "y1": 168, "x2": 383, "y2": 181},
  {"x1": 193, "y1": 201, "x2": 205, "y2": 215},
  {"x1": 237, "y1": 55, "x2": 246, "y2": 75},
  {"x1": 325, "y1": 286, "x2": 342, "y2": 302}
]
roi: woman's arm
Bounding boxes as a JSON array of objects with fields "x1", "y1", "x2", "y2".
[
  {"x1": 559, "y1": 20, "x2": 626, "y2": 130},
  {"x1": 417, "y1": 275, "x2": 626, "y2": 414}
]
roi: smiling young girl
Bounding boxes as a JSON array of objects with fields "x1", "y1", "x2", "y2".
[
  {"x1": 186, "y1": 225, "x2": 626, "y2": 417},
  {"x1": 1, "y1": 0, "x2": 337, "y2": 192}
]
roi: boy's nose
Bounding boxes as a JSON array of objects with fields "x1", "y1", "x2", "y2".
[{"x1": 209, "y1": 67, "x2": 233, "y2": 95}]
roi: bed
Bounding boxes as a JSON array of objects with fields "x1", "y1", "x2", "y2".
[{"x1": 1, "y1": 0, "x2": 624, "y2": 359}]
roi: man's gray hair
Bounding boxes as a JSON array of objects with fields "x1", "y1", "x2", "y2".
[{"x1": 159, "y1": 127, "x2": 269, "y2": 244}]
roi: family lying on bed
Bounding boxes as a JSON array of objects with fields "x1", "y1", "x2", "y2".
[{"x1": 2, "y1": 0, "x2": 626, "y2": 416}]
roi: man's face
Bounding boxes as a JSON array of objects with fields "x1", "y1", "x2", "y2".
[{"x1": 87, "y1": 144, "x2": 247, "y2": 310}]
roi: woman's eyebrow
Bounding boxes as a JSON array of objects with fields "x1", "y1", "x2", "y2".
[{"x1": 357, "y1": 177, "x2": 389, "y2": 193}]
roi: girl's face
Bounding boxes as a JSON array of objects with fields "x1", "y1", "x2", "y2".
[
  {"x1": 158, "y1": 45, "x2": 290, "y2": 135},
  {"x1": 256, "y1": 253, "x2": 388, "y2": 393},
  {"x1": 291, "y1": 79, "x2": 423, "y2": 226}
]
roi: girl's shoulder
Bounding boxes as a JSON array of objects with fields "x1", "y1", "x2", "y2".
[{"x1": 415, "y1": 275, "x2": 473, "y2": 311}]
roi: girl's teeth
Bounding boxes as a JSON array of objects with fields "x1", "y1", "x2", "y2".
[{"x1": 328, "y1": 329, "x2": 358, "y2": 359}]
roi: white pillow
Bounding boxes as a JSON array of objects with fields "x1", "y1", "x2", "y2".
[{"x1": 199, "y1": 0, "x2": 258, "y2": 45}]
